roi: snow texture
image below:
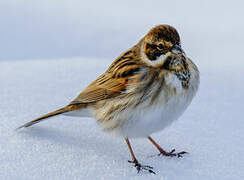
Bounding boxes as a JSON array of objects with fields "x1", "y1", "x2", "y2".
[
  {"x1": 1, "y1": 57, "x2": 244, "y2": 180},
  {"x1": 1, "y1": 0, "x2": 244, "y2": 179}
]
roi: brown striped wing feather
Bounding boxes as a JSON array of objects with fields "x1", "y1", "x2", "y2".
[
  {"x1": 69, "y1": 75, "x2": 126, "y2": 104},
  {"x1": 69, "y1": 49, "x2": 146, "y2": 105}
]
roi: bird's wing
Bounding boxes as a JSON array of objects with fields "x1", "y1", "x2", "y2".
[
  {"x1": 69, "y1": 74, "x2": 126, "y2": 104},
  {"x1": 69, "y1": 50, "x2": 146, "y2": 105}
]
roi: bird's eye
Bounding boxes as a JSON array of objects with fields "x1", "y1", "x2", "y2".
[{"x1": 157, "y1": 43, "x2": 163, "y2": 50}]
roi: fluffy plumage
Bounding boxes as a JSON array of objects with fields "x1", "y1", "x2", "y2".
[{"x1": 18, "y1": 25, "x2": 199, "y2": 174}]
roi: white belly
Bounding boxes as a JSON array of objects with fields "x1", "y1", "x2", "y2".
[
  {"x1": 110, "y1": 71, "x2": 199, "y2": 138},
  {"x1": 114, "y1": 92, "x2": 192, "y2": 138}
]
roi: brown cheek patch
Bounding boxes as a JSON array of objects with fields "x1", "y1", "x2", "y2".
[{"x1": 144, "y1": 43, "x2": 159, "y2": 60}]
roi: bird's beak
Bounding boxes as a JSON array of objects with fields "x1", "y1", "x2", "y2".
[{"x1": 171, "y1": 44, "x2": 184, "y2": 54}]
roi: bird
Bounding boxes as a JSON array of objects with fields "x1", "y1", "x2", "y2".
[{"x1": 18, "y1": 24, "x2": 199, "y2": 174}]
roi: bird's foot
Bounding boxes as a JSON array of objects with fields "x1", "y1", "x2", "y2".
[
  {"x1": 128, "y1": 159, "x2": 155, "y2": 174},
  {"x1": 158, "y1": 149, "x2": 188, "y2": 158}
]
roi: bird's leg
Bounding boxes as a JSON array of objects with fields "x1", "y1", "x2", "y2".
[
  {"x1": 148, "y1": 136, "x2": 187, "y2": 158},
  {"x1": 125, "y1": 138, "x2": 155, "y2": 174}
]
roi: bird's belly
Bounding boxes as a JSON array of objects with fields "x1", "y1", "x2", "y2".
[
  {"x1": 97, "y1": 67, "x2": 199, "y2": 138},
  {"x1": 112, "y1": 91, "x2": 193, "y2": 138},
  {"x1": 111, "y1": 65, "x2": 199, "y2": 138}
]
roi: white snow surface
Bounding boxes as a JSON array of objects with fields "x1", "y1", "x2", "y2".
[{"x1": 1, "y1": 57, "x2": 244, "y2": 179}]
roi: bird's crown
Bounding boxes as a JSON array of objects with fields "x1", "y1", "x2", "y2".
[{"x1": 142, "y1": 25, "x2": 181, "y2": 61}]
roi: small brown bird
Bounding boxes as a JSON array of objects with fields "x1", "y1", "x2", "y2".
[{"x1": 18, "y1": 25, "x2": 199, "y2": 174}]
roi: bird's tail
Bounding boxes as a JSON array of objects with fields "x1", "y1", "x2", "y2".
[
  {"x1": 17, "y1": 107, "x2": 69, "y2": 129},
  {"x1": 17, "y1": 104, "x2": 86, "y2": 130}
]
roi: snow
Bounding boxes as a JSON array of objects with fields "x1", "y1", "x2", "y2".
[
  {"x1": 1, "y1": 0, "x2": 244, "y2": 178},
  {"x1": 1, "y1": 57, "x2": 244, "y2": 180}
]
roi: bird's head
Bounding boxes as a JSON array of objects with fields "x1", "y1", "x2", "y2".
[{"x1": 141, "y1": 25, "x2": 184, "y2": 66}]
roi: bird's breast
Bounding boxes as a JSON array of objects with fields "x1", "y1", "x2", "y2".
[
  {"x1": 115, "y1": 72, "x2": 197, "y2": 138},
  {"x1": 96, "y1": 59, "x2": 199, "y2": 138}
]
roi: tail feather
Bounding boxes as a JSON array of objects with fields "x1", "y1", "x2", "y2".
[{"x1": 17, "y1": 106, "x2": 70, "y2": 130}]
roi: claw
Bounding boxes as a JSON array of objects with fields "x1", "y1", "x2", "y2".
[
  {"x1": 128, "y1": 160, "x2": 156, "y2": 174},
  {"x1": 158, "y1": 149, "x2": 188, "y2": 158},
  {"x1": 176, "y1": 151, "x2": 188, "y2": 158},
  {"x1": 170, "y1": 149, "x2": 175, "y2": 153}
]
